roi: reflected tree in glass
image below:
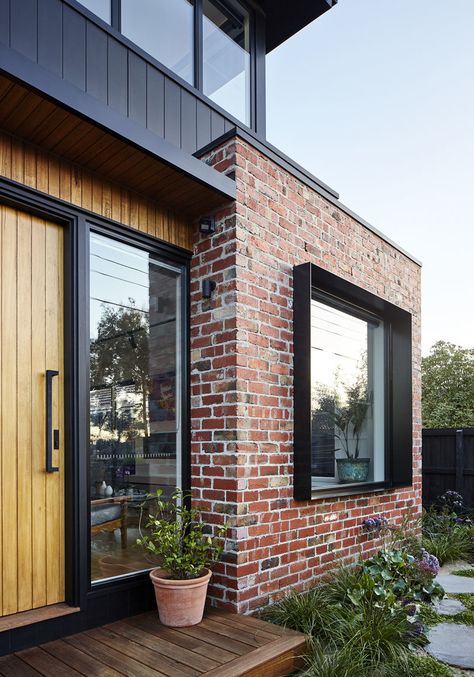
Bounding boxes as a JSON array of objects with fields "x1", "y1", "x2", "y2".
[{"x1": 90, "y1": 299, "x2": 151, "y2": 446}]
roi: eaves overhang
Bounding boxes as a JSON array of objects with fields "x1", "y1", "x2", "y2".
[
  {"x1": 257, "y1": 0, "x2": 338, "y2": 53},
  {"x1": 0, "y1": 44, "x2": 235, "y2": 218}
]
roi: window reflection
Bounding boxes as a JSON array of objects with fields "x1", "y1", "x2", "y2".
[
  {"x1": 89, "y1": 233, "x2": 182, "y2": 582},
  {"x1": 311, "y1": 297, "x2": 384, "y2": 489},
  {"x1": 77, "y1": 0, "x2": 111, "y2": 23},
  {"x1": 203, "y1": 0, "x2": 250, "y2": 125},
  {"x1": 121, "y1": 0, "x2": 194, "y2": 84}
]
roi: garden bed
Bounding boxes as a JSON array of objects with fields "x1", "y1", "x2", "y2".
[{"x1": 261, "y1": 491, "x2": 474, "y2": 677}]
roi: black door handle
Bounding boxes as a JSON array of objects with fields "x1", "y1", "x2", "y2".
[{"x1": 46, "y1": 369, "x2": 59, "y2": 473}]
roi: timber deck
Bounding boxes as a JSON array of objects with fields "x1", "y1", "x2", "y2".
[{"x1": 0, "y1": 609, "x2": 306, "y2": 677}]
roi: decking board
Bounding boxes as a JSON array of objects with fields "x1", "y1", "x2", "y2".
[{"x1": 0, "y1": 611, "x2": 306, "y2": 677}]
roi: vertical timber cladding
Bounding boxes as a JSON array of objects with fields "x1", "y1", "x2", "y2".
[
  {"x1": 0, "y1": 204, "x2": 64, "y2": 615},
  {"x1": 0, "y1": 131, "x2": 194, "y2": 250}
]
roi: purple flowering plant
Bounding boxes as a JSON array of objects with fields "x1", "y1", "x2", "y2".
[
  {"x1": 362, "y1": 514, "x2": 389, "y2": 532},
  {"x1": 415, "y1": 549, "x2": 440, "y2": 577},
  {"x1": 436, "y1": 490, "x2": 465, "y2": 515}
]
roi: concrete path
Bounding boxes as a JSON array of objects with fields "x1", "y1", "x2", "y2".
[{"x1": 427, "y1": 623, "x2": 474, "y2": 669}]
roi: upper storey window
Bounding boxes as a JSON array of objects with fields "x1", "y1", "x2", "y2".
[
  {"x1": 78, "y1": 0, "x2": 111, "y2": 23},
  {"x1": 122, "y1": 0, "x2": 195, "y2": 85},
  {"x1": 203, "y1": 0, "x2": 250, "y2": 126},
  {"x1": 76, "y1": 0, "x2": 252, "y2": 127}
]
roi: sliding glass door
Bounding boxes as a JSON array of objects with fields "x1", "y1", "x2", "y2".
[{"x1": 89, "y1": 232, "x2": 184, "y2": 582}]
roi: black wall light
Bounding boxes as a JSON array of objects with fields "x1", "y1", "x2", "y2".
[
  {"x1": 199, "y1": 216, "x2": 216, "y2": 235},
  {"x1": 202, "y1": 279, "x2": 216, "y2": 298}
]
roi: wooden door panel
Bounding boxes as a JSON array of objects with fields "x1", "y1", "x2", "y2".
[{"x1": 0, "y1": 204, "x2": 64, "y2": 616}]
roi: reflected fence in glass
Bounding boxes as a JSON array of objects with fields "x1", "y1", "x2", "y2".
[{"x1": 89, "y1": 233, "x2": 182, "y2": 582}]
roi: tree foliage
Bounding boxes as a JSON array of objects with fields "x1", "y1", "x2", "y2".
[{"x1": 422, "y1": 341, "x2": 474, "y2": 428}]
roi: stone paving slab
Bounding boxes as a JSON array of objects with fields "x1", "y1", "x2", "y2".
[
  {"x1": 436, "y1": 574, "x2": 474, "y2": 594},
  {"x1": 427, "y1": 623, "x2": 474, "y2": 669},
  {"x1": 433, "y1": 598, "x2": 467, "y2": 616}
]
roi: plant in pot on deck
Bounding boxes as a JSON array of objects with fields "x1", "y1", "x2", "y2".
[
  {"x1": 137, "y1": 489, "x2": 226, "y2": 628},
  {"x1": 331, "y1": 382, "x2": 373, "y2": 484}
]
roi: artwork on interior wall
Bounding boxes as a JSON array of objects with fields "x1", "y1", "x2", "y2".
[{"x1": 149, "y1": 372, "x2": 176, "y2": 422}]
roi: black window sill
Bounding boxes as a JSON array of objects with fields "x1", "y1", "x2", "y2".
[{"x1": 309, "y1": 481, "x2": 388, "y2": 501}]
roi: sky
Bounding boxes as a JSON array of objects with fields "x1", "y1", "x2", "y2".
[{"x1": 266, "y1": 0, "x2": 474, "y2": 356}]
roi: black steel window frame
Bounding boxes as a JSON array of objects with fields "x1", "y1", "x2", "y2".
[
  {"x1": 0, "y1": 177, "x2": 191, "y2": 649},
  {"x1": 86, "y1": 219, "x2": 190, "y2": 590},
  {"x1": 106, "y1": 0, "x2": 259, "y2": 130},
  {"x1": 293, "y1": 262, "x2": 413, "y2": 501}
]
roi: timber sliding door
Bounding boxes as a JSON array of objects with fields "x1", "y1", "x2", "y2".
[{"x1": 0, "y1": 203, "x2": 64, "y2": 616}]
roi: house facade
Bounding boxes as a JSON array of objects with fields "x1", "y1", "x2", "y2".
[{"x1": 0, "y1": 0, "x2": 421, "y2": 651}]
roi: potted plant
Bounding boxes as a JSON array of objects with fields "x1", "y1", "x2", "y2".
[
  {"x1": 137, "y1": 489, "x2": 225, "y2": 627},
  {"x1": 331, "y1": 382, "x2": 372, "y2": 483}
]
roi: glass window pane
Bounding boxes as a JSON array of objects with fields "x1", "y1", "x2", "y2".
[
  {"x1": 89, "y1": 233, "x2": 182, "y2": 582},
  {"x1": 77, "y1": 0, "x2": 111, "y2": 23},
  {"x1": 203, "y1": 0, "x2": 251, "y2": 125},
  {"x1": 121, "y1": 0, "x2": 194, "y2": 85},
  {"x1": 311, "y1": 297, "x2": 384, "y2": 490}
]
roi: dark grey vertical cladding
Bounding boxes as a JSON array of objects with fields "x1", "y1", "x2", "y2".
[
  {"x1": 38, "y1": 0, "x2": 63, "y2": 76},
  {"x1": 10, "y1": 0, "x2": 37, "y2": 61},
  {"x1": 196, "y1": 100, "x2": 211, "y2": 150},
  {"x1": 211, "y1": 111, "x2": 225, "y2": 141},
  {"x1": 146, "y1": 65, "x2": 164, "y2": 137},
  {"x1": 63, "y1": 5, "x2": 86, "y2": 91},
  {"x1": 86, "y1": 22, "x2": 107, "y2": 103},
  {"x1": 223, "y1": 119, "x2": 234, "y2": 133},
  {"x1": 180, "y1": 89, "x2": 197, "y2": 154},
  {"x1": 0, "y1": 0, "x2": 10, "y2": 47},
  {"x1": 107, "y1": 37, "x2": 128, "y2": 115},
  {"x1": 128, "y1": 52, "x2": 147, "y2": 126},
  {"x1": 164, "y1": 77, "x2": 181, "y2": 149}
]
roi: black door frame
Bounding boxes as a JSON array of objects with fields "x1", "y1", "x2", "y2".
[{"x1": 0, "y1": 177, "x2": 191, "y2": 649}]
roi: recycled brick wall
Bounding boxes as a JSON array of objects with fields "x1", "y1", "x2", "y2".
[{"x1": 190, "y1": 135, "x2": 422, "y2": 613}]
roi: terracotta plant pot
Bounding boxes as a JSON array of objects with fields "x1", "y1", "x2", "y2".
[{"x1": 149, "y1": 567, "x2": 212, "y2": 627}]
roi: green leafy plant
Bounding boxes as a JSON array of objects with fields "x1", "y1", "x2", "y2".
[
  {"x1": 360, "y1": 549, "x2": 444, "y2": 606},
  {"x1": 327, "y1": 382, "x2": 372, "y2": 460},
  {"x1": 137, "y1": 489, "x2": 225, "y2": 580},
  {"x1": 262, "y1": 564, "x2": 426, "y2": 677}
]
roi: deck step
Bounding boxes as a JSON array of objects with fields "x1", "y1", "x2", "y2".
[
  {"x1": 0, "y1": 604, "x2": 80, "y2": 633},
  {"x1": 0, "y1": 610, "x2": 306, "y2": 677}
]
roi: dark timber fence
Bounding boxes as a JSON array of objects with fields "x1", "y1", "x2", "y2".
[{"x1": 422, "y1": 428, "x2": 474, "y2": 507}]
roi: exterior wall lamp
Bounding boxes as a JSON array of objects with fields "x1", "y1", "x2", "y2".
[
  {"x1": 202, "y1": 279, "x2": 216, "y2": 298},
  {"x1": 199, "y1": 216, "x2": 216, "y2": 235}
]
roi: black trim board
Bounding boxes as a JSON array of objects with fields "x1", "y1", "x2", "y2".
[
  {"x1": 197, "y1": 128, "x2": 422, "y2": 266},
  {"x1": 0, "y1": 176, "x2": 190, "y2": 653},
  {"x1": 293, "y1": 262, "x2": 414, "y2": 501},
  {"x1": 0, "y1": 44, "x2": 235, "y2": 203}
]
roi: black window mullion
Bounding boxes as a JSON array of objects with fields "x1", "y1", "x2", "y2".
[
  {"x1": 111, "y1": 0, "x2": 121, "y2": 30},
  {"x1": 194, "y1": 0, "x2": 203, "y2": 91}
]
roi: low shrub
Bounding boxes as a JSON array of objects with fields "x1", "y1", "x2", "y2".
[
  {"x1": 406, "y1": 653, "x2": 454, "y2": 677},
  {"x1": 262, "y1": 561, "x2": 428, "y2": 677},
  {"x1": 450, "y1": 567, "x2": 474, "y2": 577},
  {"x1": 422, "y1": 508, "x2": 474, "y2": 564}
]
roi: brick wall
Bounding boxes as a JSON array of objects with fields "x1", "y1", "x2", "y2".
[{"x1": 190, "y1": 135, "x2": 422, "y2": 613}]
